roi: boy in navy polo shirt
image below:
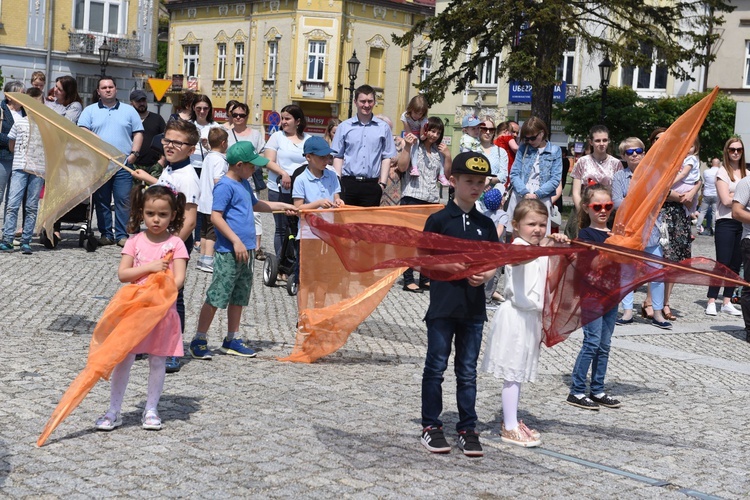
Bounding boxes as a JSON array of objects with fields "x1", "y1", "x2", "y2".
[{"x1": 420, "y1": 151, "x2": 499, "y2": 458}]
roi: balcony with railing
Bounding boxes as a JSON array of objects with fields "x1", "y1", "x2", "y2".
[{"x1": 68, "y1": 32, "x2": 142, "y2": 60}]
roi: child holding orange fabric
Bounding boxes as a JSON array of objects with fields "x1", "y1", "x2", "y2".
[{"x1": 95, "y1": 184, "x2": 188, "y2": 432}]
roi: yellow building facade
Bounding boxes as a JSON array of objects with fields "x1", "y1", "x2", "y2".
[
  {"x1": 0, "y1": 0, "x2": 159, "y2": 103},
  {"x1": 164, "y1": 0, "x2": 433, "y2": 134}
]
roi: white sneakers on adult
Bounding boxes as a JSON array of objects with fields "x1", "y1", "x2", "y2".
[
  {"x1": 705, "y1": 302, "x2": 717, "y2": 316},
  {"x1": 721, "y1": 303, "x2": 742, "y2": 316}
]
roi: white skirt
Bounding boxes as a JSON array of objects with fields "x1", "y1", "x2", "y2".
[{"x1": 481, "y1": 301, "x2": 542, "y2": 383}]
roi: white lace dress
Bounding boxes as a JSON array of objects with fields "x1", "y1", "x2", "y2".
[{"x1": 481, "y1": 238, "x2": 548, "y2": 382}]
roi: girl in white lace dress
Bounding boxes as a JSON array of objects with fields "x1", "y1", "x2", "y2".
[{"x1": 481, "y1": 198, "x2": 568, "y2": 447}]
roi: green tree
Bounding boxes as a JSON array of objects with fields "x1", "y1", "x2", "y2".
[
  {"x1": 556, "y1": 88, "x2": 736, "y2": 161},
  {"x1": 394, "y1": 0, "x2": 733, "y2": 128},
  {"x1": 157, "y1": 16, "x2": 169, "y2": 80}
]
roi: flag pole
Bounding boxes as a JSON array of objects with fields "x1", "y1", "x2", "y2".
[{"x1": 570, "y1": 240, "x2": 749, "y2": 287}]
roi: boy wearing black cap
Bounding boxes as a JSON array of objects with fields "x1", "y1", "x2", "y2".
[
  {"x1": 420, "y1": 151, "x2": 499, "y2": 458},
  {"x1": 189, "y1": 141, "x2": 296, "y2": 360}
]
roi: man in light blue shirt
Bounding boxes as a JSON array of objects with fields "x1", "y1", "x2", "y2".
[
  {"x1": 78, "y1": 77, "x2": 143, "y2": 246},
  {"x1": 331, "y1": 84, "x2": 396, "y2": 207}
]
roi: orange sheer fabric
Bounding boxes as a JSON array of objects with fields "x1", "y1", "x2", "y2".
[{"x1": 38, "y1": 269, "x2": 177, "y2": 447}]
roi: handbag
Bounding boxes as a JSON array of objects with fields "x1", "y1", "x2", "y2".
[{"x1": 252, "y1": 167, "x2": 267, "y2": 191}]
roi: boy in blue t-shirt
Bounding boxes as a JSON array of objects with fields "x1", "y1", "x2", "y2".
[{"x1": 189, "y1": 142, "x2": 296, "y2": 359}]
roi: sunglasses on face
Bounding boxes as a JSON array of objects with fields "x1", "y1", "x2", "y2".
[
  {"x1": 588, "y1": 202, "x2": 614, "y2": 212},
  {"x1": 728, "y1": 147, "x2": 743, "y2": 153},
  {"x1": 161, "y1": 138, "x2": 188, "y2": 149},
  {"x1": 524, "y1": 132, "x2": 541, "y2": 142},
  {"x1": 625, "y1": 148, "x2": 644, "y2": 156},
  {"x1": 480, "y1": 126, "x2": 495, "y2": 132},
  {"x1": 232, "y1": 113, "x2": 247, "y2": 119}
]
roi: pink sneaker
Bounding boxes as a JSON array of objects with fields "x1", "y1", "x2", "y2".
[
  {"x1": 409, "y1": 165, "x2": 420, "y2": 177},
  {"x1": 438, "y1": 173, "x2": 449, "y2": 186}
]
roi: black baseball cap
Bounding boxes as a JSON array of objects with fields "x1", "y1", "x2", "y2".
[{"x1": 451, "y1": 152, "x2": 496, "y2": 177}]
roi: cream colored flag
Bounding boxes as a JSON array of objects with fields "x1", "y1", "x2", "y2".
[{"x1": 9, "y1": 92, "x2": 125, "y2": 238}]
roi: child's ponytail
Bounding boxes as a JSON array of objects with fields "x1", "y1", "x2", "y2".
[{"x1": 126, "y1": 183, "x2": 187, "y2": 235}]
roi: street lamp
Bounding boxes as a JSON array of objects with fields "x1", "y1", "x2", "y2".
[
  {"x1": 271, "y1": 33, "x2": 282, "y2": 113},
  {"x1": 99, "y1": 38, "x2": 111, "y2": 77},
  {"x1": 347, "y1": 51, "x2": 360, "y2": 118},
  {"x1": 598, "y1": 54, "x2": 613, "y2": 125}
]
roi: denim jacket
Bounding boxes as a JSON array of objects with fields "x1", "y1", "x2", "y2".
[
  {"x1": 0, "y1": 100, "x2": 16, "y2": 162},
  {"x1": 509, "y1": 141, "x2": 562, "y2": 199}
]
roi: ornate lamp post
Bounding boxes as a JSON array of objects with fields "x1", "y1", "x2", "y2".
[
  {"x1": 347, "y1": 51, "x2": 360, "y2": 118},
  {"x1": 99, "y1": 38, "x2": 111, "y2": 77},
  {"x1": 598, "y1": 54, "x2": 613, "y2": 125}
]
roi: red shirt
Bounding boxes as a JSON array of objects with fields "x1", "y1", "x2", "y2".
[{"x1": 494, "y1": 135, "x2": 516, "y2": 185}]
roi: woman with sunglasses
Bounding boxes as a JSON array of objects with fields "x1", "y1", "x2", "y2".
[
  {"x1": 479, "y1": 118, "x2": 508, "y2": 191},
  {"x1": 263, "y1": 104, "x2": 311, "y2": 263},
  {"x1": 705, "y1": 137, "x2": 746, "y2": 316},
  {"x1": 611, "y1": 138, "x2": 672, "y2": 329},
  {"x1": 507, "y1": 116, "x2": 562, "y2": 233},
  {"x1": 565, "y1": 125, "x2": 622, "y2": 239},
  {"x1": 190, "y1": 95, "x2": 222, "y2": 174}
]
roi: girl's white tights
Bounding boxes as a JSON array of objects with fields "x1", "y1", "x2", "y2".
[
  {"x1": 107, "y1": 354, "x2": 166, "y2": 415},
  {"x1": 502, "y1": 380, "x2": 521, "y2": 431}
]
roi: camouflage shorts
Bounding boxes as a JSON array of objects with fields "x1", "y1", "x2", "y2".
[{"x1": 205, "y1": 251, "x2": 254, "y2": 308}]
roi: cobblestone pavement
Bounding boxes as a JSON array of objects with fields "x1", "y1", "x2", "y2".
[{"x1": 1, "y1": 214, "x2": 749, "y2": 498}]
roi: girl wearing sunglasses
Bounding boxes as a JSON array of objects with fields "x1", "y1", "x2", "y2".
[
  {"x1": 611, "y1": 137, "x2": 672, "y2": 329},
  {"x1": 507, "y1": 116, "x2": 562, "y2": 235},
  {"x1": 566, "y1": 184, "x2": 622, "y2": 410},
  {"x1": 705, "y1": 137, "x2": 747, "y2": 317},
  {"x1": 566, "y1": 125, "x2": 622, "y2": 239}
]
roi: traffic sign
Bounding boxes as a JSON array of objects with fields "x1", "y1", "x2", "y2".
[
  {"x1": 147, "y1": 78, "x2": 172, "y2": 101},
  {"x1": 268, "y1": 111, "x2": 281, "y2": 127}
]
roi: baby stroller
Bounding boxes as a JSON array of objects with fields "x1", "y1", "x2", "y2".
[
  {"x1": 262, "y1": 165, "x2": 306, "y2": 296},
  {"x1": 39, "y1": 197, "x2": 98, "y2": 252},
  {"x1": 262, "y1": 215, "x2": 299, "y2": 296}
]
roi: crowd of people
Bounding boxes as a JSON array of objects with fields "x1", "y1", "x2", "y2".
[{"x1": 3, "y1": 73, "x2": 748, "y2": 456}]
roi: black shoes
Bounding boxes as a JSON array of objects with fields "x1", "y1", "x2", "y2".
[
  {"x1": 590, "y1": 393, "x2": 621, "y2": 408},
  {"x1": 457, "y1": 430, "x2": 483, "y2": 457},
  {"x1": 566, "y1": 394, "x2": 600, "y2": 410},
  {"x1": 421, "y1": 426, "x2": 451, "y2": 454}
]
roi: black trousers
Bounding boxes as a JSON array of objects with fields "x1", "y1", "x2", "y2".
[{"x1": 340, "y1": 177, "x2": 382, "y2": 207}]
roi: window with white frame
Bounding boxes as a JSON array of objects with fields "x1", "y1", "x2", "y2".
[
  {"x1": 234, "y1": 43, "x2": 245, "y2": 80},
  {"x1": 744, "y1": 41, "x2": 750, "y2": 88},
  {"x1": 216, "y1": 43, "x2": 226, "y2": 80},
  {"x1": 183, "y1": 45, "x2": 199, "y2": 78},
  {"x1": 420, "y1": 55, "x2": 432, "y2": 83},
  {"x1": 74, "y1": 0, "x2": 124, "y2": 34},
  {"x1": 621, "y1": 41, "x2": 667, "y2": 91},
  {"x1": 307, "y1": 40, "x2": 326, "y2": 81},
  {"x1": 556, "y1": 37, "x2": 576, "y2": 84},
  {"x1": 476, "y1": 50, "x2": 499, "y2": 86},
  {"x1": 268, "y1": 41, "x2": 278, "y2": 80}
]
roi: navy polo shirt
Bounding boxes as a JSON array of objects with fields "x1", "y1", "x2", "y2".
[{"x1": 423, "y1": 199, "x2": 500, "y2": 322}]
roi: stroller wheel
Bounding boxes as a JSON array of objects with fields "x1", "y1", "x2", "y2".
[
  {"x1": 40, "y1": 230, "x2": 56, "y2": 249},
  {"x1": 263, "y1": 253, "x2": 278, "y2": 286},
  {"x1": 287, "y1": 273, "x2": 298, "y2": 296},
  {"x1": 84, "y1": 234, "x2": 98, "y2": 252},
  {"x1": 78, "y1": 229, "x2": 86, "y2": 247}
]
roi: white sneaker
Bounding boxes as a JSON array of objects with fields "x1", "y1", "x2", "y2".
[
  {"x1": 721, "y1": 303, "x2": 742, "y2": 316},
  {"x1": 705, "y1": 302, "x2": 717, "y2": 316}
]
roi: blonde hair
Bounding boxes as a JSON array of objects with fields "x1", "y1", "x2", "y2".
[{"x1": 512, "y1": 198, "x2": 548, "y2": 224}]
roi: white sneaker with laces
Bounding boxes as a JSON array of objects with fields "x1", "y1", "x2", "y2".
[
  {"x1": 705, "y1": 302, "x2": 717, "y2": 316},
  {"x1": 721, "y1": 303, "x2": 742, "y2": 316}
]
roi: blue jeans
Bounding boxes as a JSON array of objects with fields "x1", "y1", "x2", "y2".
[
  {"x1": 621, "y1": 244, "x2": 665, "y2": 310},
  {"x1": 2, "y1": 170, "x2": 44, "y2": 244},
  {"x1": 0, "y1": 157, "x2": 12, "y2": 215},
  {"x1": 422, "y1": 318, "x2": 483, "y2": 432},
  {"x1": 570, "y1": 306, "x2": 618, "y2": 395},
  {"x1": 93, "y1": 168, "x2": 132, "y2": 240},
  {"x1": 268, "y1": 189, "x2": 293, "y2": 259}
]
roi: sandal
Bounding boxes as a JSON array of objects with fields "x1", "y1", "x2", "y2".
[
  {"x1": 142, "y1": 409, "x2": 162, "y2": 431},
  {"x1": 663, "y1": 304, "x2": 677, "y2": 321},
  {"x1": 641, "y1": 301, "x2": 654, "y2": 320},
  {"x1": 95, "y1": 411, "x2": 122, "y2": 431}
]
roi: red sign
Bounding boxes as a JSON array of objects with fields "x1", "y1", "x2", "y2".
[{"x1": 214, "y1": 108, "x2": 227, "y2": 122}]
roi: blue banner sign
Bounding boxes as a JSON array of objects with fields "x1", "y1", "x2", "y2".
[{"x1": 509, "y1": 81, "x2": 566, "y2": 103}]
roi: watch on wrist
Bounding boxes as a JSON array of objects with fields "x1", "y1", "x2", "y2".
[
  {"x1": 130, "y1": 151, "x2": 141, "y2": 158},
  {"x1": 378, "y1": 181, "x2": 387, "y2": 188}
]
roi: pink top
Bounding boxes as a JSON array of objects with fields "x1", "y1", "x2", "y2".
[{"x1": 121, "y1": 232, "x2": 189, "y2": 356}]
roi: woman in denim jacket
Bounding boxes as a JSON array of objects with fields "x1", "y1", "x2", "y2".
[
  {"x1": 0, "y1": 81, "x2": 25, "y2": 208},
  {"x1": 508, "y1": 116, "x2": 562, "y2": 233}
]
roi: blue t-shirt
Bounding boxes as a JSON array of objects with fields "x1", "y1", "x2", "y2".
[
  {"x1": 292, "y1": 167, "x2": 341, "y2": 205},
  {"x1": 211, "y1": 176, "x2": 258, "y2": 252},
  {"x1": 78, "y1": 100, "x2": 143, "y2": 155},
  {"x1": 577, "y1": 226, "x2": 609, "y2": 243}
]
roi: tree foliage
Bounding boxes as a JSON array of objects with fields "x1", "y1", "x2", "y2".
[
  {"x1": 394, "y1": 0, "x2": 733, "y2": 127},
  {"x1": 555, "y1": 88, "x2": 737, "y2": 161}
]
